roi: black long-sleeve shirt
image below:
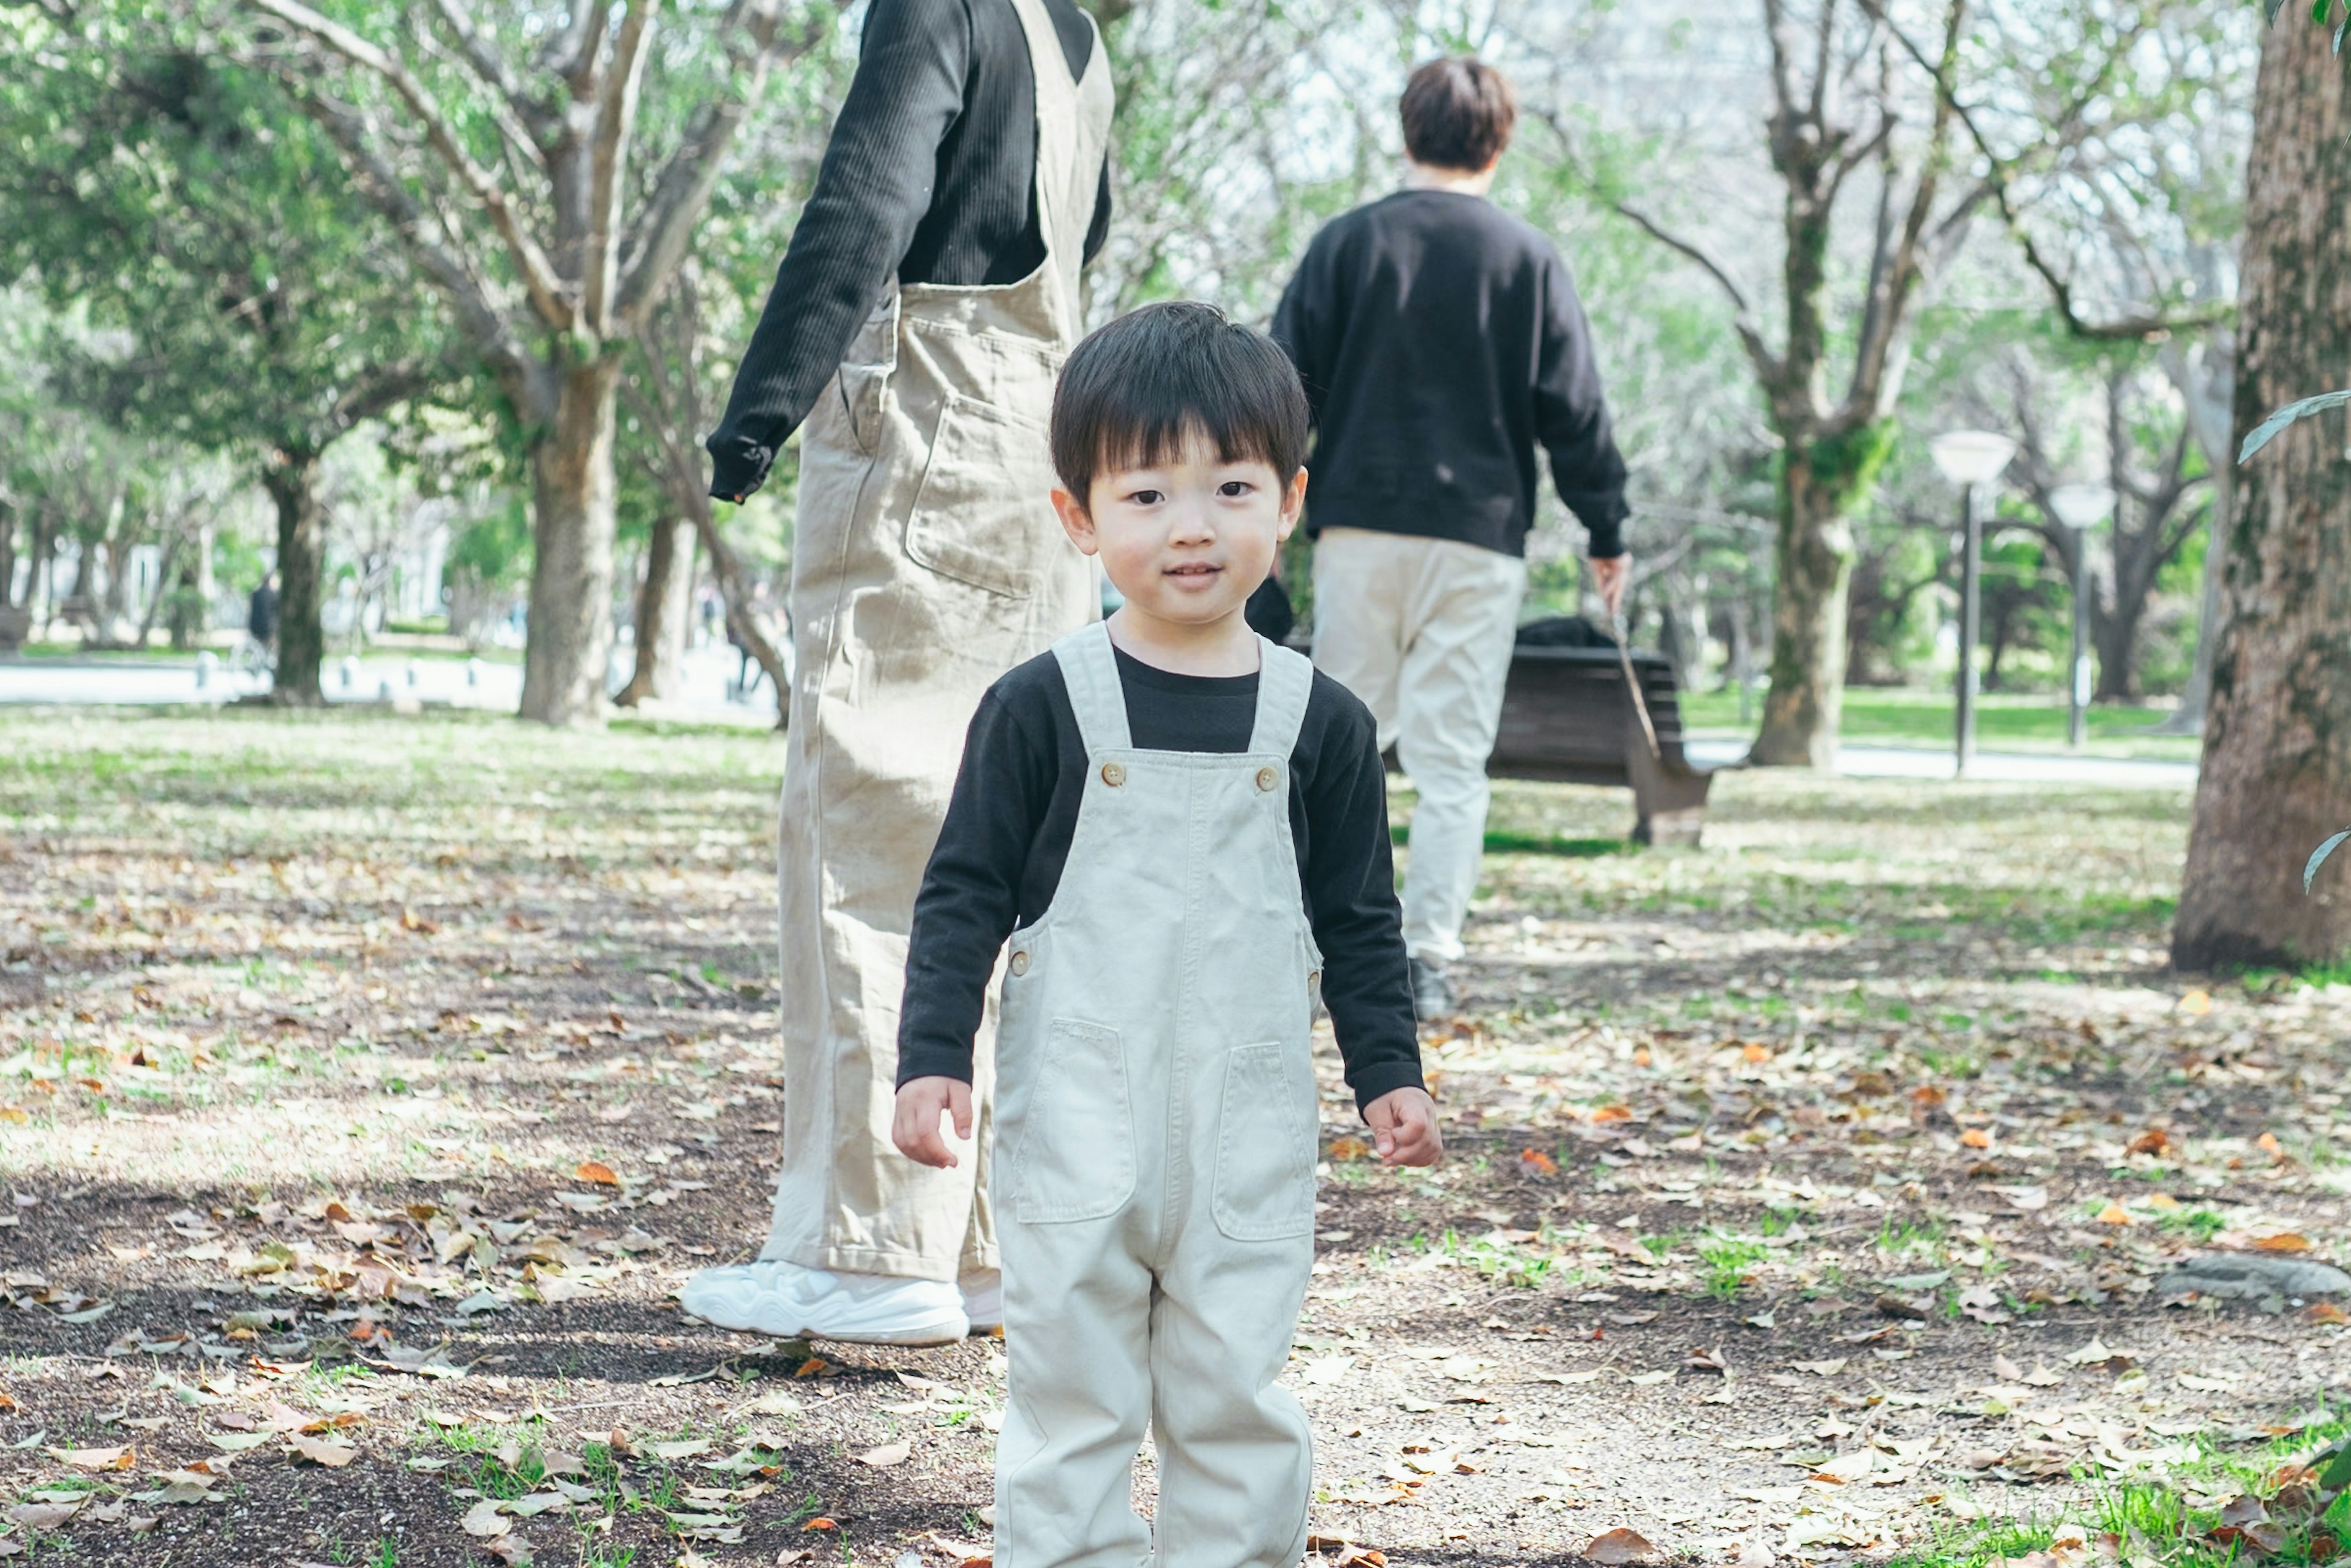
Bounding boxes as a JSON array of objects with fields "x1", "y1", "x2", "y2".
[
  {"x1": 707, "y1": 0, "x2": 1112, "y2": 501},
  {"x1": 1271, "y1": 189, "x2": 1630, "y2": 559},
  {"x1": 898, "y1": 647, "x2": 1424, "y2": 1115}
]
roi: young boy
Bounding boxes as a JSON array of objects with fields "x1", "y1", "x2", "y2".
[{"x1": 891, "y1": 301, "x2": 1441, "y2": 1568}]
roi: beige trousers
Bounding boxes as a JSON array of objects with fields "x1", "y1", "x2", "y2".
[
  {"x1": 760, "y1": 0, "x2": 1114, "y2": 1283},
  {"x1": 1311, "y1": 527, "x2": 1526, "y2": 964}
]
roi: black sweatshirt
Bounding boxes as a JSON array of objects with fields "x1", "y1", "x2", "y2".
[
  {"x1": 707, "y1": 0, "x2": 1113, "y2": 501},
  {"x1": 897, "y1": 647, "x2": 1425, "y2": 1115},
  {"x1": 1271, "y1": 189, "x2": 1630, "y2": 559}
]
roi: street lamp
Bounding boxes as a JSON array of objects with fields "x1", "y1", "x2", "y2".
[
  {"x1": 1930, "y1": 431, "x2": 2018, "y2": 779},
  {"x1": 2047, "y1": 483, "x2": 2115, "y2": 751}
]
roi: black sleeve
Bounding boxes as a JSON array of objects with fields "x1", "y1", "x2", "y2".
[
  {"x1": 1533, "y1": 246, "x2": 1632, "y2": 558},
  {"x1": 896, "y1": 685, "x2": 1058, "y2": 1087},
  {"x1": 1083, "y1": 157, "x2": 1112, "y2": 265},
  {"x1": 1270, "y1": 234, "x2": 1331, "y2": 426},
  {"x1": 706, "y1": 0, "x2": 972, "y2": 501},
  {"x1": 1299, "y1": 681, "x2": 1425, "y2": 1113}
]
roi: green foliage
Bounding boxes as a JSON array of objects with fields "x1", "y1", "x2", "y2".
[
  {"x1": 1791, "y1": 420, "x2": 1902, "y2": 517},
  {"x1": 447, "y1": 495, "x2": 533, "y2": 592}
]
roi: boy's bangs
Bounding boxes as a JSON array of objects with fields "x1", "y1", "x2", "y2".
[{"x1": 1093, "y1": 405, "x2": 1278, "y2": 479}]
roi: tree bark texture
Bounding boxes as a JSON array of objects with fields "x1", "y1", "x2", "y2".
[
  {"x1": 615, "y1": 516, "x2": 694, "y2": 706},
  {"x1": 2172, "y1": 23, "x2": 2351, "y2": 971},
  {"x1": 1752, "y1": 456, "x2": 1858, "y2": 768},
  {"x1": 263, "y1": 451, "x2": 327, "y2": 705},
  {"x1": 519, "y1": 359, "x2": 622, "y2": 725}
]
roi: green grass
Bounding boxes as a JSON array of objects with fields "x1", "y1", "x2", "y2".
[
  {"x1": 1681, "y1": 685, "x2": 2202, "y2": 760},
  {"x1": 1695, "y1": 1232, "x2": 1769, "y2": 1297}
]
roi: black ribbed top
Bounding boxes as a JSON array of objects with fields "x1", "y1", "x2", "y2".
[{"x1": 707, "y1": 0, "x2": 1111, "y2": 500}]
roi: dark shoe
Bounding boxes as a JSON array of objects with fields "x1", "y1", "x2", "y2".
[{"x1": 1409, "y1": 957, "x2": 1459, "y2": 1021}]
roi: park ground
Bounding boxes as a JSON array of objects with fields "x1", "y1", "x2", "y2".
[{"x1": 2, "y1": 708, "x2": 2349, "y2": 1568}]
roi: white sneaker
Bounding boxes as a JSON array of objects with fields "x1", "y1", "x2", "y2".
[
  {"x1": 677, "y1": 1261, "x2": 969, "y2": 1346},
  {"x1": 960, "y1": 1269, "x2": 1002, "y2": 1334}
]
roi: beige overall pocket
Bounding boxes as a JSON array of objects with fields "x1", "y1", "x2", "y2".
[
  {"x1": 1212, "y1": 1041, "x2": 1316, "y2": 1242},
  {"x1": 1007, "y1": 1019, "x2": 1134, "y2": 1225},
  {"x1": 904, "y1": 392, "x2": 1060, "y2": 599}
]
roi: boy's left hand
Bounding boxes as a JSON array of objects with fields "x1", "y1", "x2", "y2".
[{"x1": 1364, "y1": 1086, "x2": 1442, "y2": 1166}]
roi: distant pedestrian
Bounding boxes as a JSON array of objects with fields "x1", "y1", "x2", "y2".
[
  {"x1": 1273, "y1": 56, "x2": 1633, "y2": 1020},
  {"x1": 248, "y1": 572, "x2": 280, "y2": 648}
]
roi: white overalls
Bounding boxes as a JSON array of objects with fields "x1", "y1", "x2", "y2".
[
  {"x1": 763, "y1": 0, "x2": 1114, "y2": 1283},
  {"x1": 994, "y1": 621, "x2": 1323, "y2": 1568}
]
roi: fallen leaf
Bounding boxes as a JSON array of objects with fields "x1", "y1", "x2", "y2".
[
  {"x1": 575, "y1": 1161, "x2": 620, "y2": 1186},
  {"x1": 462, "y1": 1499, "x2": 513, "y2": 1537},
  {"x1": 1327, "y1": 1138, "x2": 1372, "y2": 1162},
  {"x1": 9, "y1": 1501, "x2": 83, "y2": 1529},
  {"x1": 2304, "y1": 1302, "x2": 2350, "y2": 1326},
  {"x1": 288, "y1": 1435, "x2": 359, "y2": 1467},
  {"x1": 1960, "y1": 1128, "x2": 1992, "y2": 1149},
  {"x1": 2178, "y1": 989, "x2": 2212, "y2": 1015},
  {"x1": 46, "y1": 1444, "x2": 133, "y2": 1470},
  {"x1": 858, "y1": 1441, "x2": 912, "y2": 1468},
  {"x1": 2128, "y1": 1127, "x2": 2172, "y2": 1157},
  {"x1": 1517, "y1": 1148, "x2": 1558, "y2": 1177},
  {"x1": 2255, "y1": 1232, "x2": 2312, "y2": 1253},
  {"x1": 646, "y1": 1438, "x2": 711, "y2": 1460},
  {"x1": 2094, "y1": 1204, "x2": 2133, "y2": 1226},
  {"x1": 1583, "y1": 1526, "x2": 1661, "y2": 1564}
]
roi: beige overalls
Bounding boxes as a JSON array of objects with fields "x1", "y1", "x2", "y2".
[
  {"x1": 764, "y1": 0, "x2": 1114, "y2": 1283},
  {"x1": 994, "y1": 620, "x2": 1323, "y2": 1568}
]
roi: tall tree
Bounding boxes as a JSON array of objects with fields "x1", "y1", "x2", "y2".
[
  {"x1": 1582, "y1": 0, "x2": 1987, "y2": 767},
  {"x1": 2173, "y1": 12, "x2": 2351, "y2": 970},
  {"x1": 222, "y1": 0, "x2": 819, "y2": 723},
  {"x1": 0, "y1": 13, "x2": 456, "y2": 699}
]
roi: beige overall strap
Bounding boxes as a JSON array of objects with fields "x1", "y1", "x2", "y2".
[
  {"x1": 1051, "y1": 621, "x2": 1133, "y2": 752},
  {"x1": 1005, "y1": 0, "x2": 1113, "y2": 343},
  {"x1": 1248, "y1": 639, "x2": 1316, "y2": 758}
]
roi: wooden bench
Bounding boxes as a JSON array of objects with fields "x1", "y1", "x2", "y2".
[{"x1": 1487, "y1": 621, "x2": 1722, "y2": 847}]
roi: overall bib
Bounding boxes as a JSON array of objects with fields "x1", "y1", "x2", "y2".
[
  {"x1": 994, "y1": 621, "x2": 1324, "y2": 1568},
  {"x1": 765, "y1": 0, "x2": 1114, "y2": 1283}
]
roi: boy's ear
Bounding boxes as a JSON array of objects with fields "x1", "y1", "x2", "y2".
[
  {"x1": 1275, "y1": 467, "x2": 1308, "y2": 543},
  {"x1": 1051, "y1": 486, "x2": 1099, "y2": 556}
]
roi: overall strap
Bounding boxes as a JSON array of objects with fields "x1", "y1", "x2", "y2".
[
  {"x1": 1050, "y1": 621, "x2": 1132, "y2": 753},
  {"x1": 1248, "y1": 638, "x2": 1315, "y2": 759}
]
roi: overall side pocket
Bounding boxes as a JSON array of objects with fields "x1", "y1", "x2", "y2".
[
  {"x1": 1212, "y1": 1041, "x2": 1317, "y2": 1242},
  {"x1": 1007, "y1": 1019, "x2": 1134, "y2": 1225},
  {"x1": 904, "y1": 393, "x2": 1061, "y2": 599}
]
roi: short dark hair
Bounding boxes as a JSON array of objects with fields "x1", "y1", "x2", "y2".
[
  {"x1": 1399, "y1": 57, "x2": 1517, "y2": 171},
  {"x1": 1049, "y1": 301, "x2": 1309, "y2": 505}
]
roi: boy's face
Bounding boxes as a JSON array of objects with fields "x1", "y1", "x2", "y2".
[{"x1": 1052, "y1": 432, "x2": 1306, "y2": 632}]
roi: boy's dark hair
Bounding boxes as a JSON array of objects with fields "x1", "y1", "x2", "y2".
[
  {"x1": 1050, "y1": 301, "x2": 1309, "y2": 505},
  {"x1": 1400, "y1": 57, "x2": 1516, "y2": 171}
]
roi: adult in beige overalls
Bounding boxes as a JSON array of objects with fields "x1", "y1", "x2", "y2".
[{"x1": 685, "y1": 0, "x2": 1114, "y2": 1343}]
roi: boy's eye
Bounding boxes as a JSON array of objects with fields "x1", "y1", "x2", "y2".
[
  {"x1": 1218, "y1": 481, "x2": 1254, "y2": 498},
  {"x1": 1127, "y1": 489, "x2": 1164, "y2": 506}
]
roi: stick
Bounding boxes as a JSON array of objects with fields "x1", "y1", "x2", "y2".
[{"x1": 1613, "y1": 610, "x2": 1663, "y2": 762}]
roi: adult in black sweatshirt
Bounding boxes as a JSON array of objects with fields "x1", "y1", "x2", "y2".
[{"x1": 1271, "y1": 57, "x2": 1632, "y2": 1021}]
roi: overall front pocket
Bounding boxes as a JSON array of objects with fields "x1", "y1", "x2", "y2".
[
  {"x1": 1212, "y1": 1041, "x2": 1316, "y2": 1242},
  {"x1": 1007, "y1": 1019, "x2": 1134, "y2": 1225},
  {"x1": 904, "y1": 393, "x2": 1062, "y2": 599}
]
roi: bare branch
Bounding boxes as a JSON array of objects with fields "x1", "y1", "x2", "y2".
[
  {"x1": 246, "y1": 0, "x2": 574, "y2": 331},
  {"x1": 1858, "y1": 0, "x2": 2221, "y2": 343},
  {"x1": 585, "y1": 0, "x2": 658, "y2": 332},
  {"x1": 417, "y1": 2, "x2": 550, "y2": 170},
  {"x1": 427, "y1": 0, "x2": 552, "y2": 147},
  {"x1": 1610, "y1": 200, "x2": 1781, "y2": 378},
  {"x1": 615, "y1": 3, "x2": 825, "y2": 324},
  {"x1": 553, "y1": 0, "x2": 612, "y2": 100},
  {"x1": 269, "y1": 75, "x2": 534, "y2": 389}
]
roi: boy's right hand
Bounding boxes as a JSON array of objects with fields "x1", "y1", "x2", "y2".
[{"x1": 893, "y1": 1077, "x2": 974, "y2": 1169}]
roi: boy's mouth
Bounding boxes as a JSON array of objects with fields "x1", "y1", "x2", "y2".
[{"x1": 1163, "y1": 563, "x2": 1223, "y2": 580}]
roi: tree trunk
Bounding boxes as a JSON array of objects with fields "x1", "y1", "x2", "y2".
[
  {"x1": 1750, "y1": 457, "x2": 1859, "y2": 768},
  {"x1": 2172, "y1": 20, "x2": 2351, "y2": 972},
  {"x1": 2091, "y1": 591, "x2": 2147, "y2": 705},
  {"x1": 2154, "y1": 332, "x2": 2235, "y2": 737},
  {"x1": 263, "y1": 451, "x2": 328, "y2": 706},
  {"x1": 615, "y1": 516, "x2": 694, "y2": 706},
  {"x1": 520, "y1": 359, "x2": 622, "y2": 725}
]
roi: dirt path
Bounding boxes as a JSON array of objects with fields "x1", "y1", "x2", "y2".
[{"x1": 4, "y1": 710, "x2": 2348, "y2": 1568}]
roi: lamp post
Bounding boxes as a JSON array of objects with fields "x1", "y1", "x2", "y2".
[
  {"x1": 2047, "y1": 484, "x2": 2115, "y2": 751},
  {"x1": 1929, "y1": 432, "x2": 2018, "y2": 779}
]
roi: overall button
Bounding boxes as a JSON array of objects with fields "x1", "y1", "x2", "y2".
[
  {"x1": 1101, "y1": 762, "x2": 1127, "y2": 787},
  {"x1": 1255, "y1": 765, "x2": 1280, "y2": 792},
  {"x1": 1009, "y1": 950, "x2": 1031, "y2": 977}
]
